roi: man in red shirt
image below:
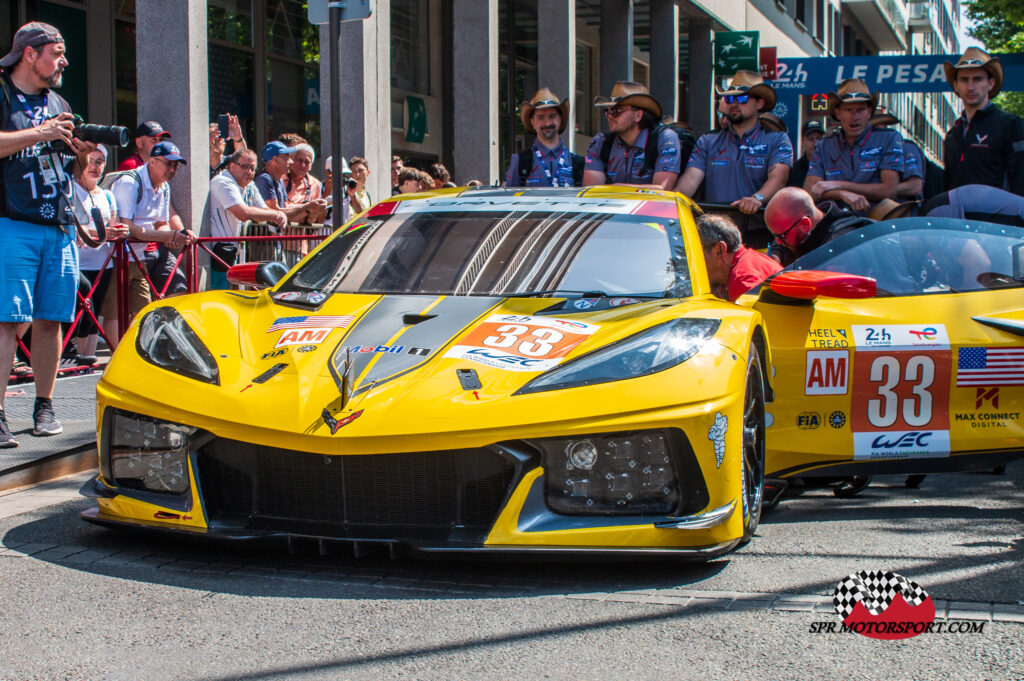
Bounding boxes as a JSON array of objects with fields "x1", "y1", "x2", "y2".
[
  {"x1": 696, "y1": 213, "x2": 781, "y2": 301},
  {"x1": 117, "y1": 121, "x2": 171, "y2": 171}
]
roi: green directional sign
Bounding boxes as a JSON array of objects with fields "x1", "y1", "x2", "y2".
[{"x1": 714, "y1": 31, "x2": 759, "y2": 76}]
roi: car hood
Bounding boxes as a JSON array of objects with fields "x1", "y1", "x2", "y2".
[{"x1": 107, "y1": 290, "x2": 753, "y2": 450}]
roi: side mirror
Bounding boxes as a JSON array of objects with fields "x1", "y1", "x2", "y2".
[
  {"x1": 226, "y1": 261, "x2": 289, "y2": 289},
  {"x1": 769, "y1": 270, "x2": 876, "y2": 300}
]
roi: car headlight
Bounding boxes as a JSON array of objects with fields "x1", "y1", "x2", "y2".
[
  {"x1": 535, "y1": 429, "x2": 681, "y2": 515},
  {"x1": 136, "y1": 306, "x2": 219, "y2": 384},
  {"x1": 102, "y1": 410, "x2": 195, "y2": 495},
  {"x1": 515, "y1": 318, "x2": 720, "y2": 394}
]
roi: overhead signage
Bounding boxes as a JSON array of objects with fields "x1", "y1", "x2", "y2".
[
  {"x1": 714, "y1": 31, "x2": 759, "y2": 75},
  {"x1": 308, "y1": 0, "x2": 372, "y2": 25}
]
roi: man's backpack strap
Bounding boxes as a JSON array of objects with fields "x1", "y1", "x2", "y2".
[
  {"x1": 571, "y1": 153, "x2": 584, "y2": 186},
  {"x1": 517, "y1": 148, "x2": 533, "y2": 187},
  {"x1": 100, "y1": 169, "x2": 144, "y2": 206},
  {"x1": 599, "y1": 134, "x2": 615, "y2": 168},
  {"x1": 643, "y1": 124, "x2": 696, "y2": 176}
]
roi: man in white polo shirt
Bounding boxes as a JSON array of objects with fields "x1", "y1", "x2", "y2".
[
  {"x1": 208, "y1": 148, "x2": 286, "y2": 289},
  {"x1": 110, "y1": 140, "x2": 194, "y2": 315}
]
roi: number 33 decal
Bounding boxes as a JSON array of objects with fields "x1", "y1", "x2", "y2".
[
  {"x1": 482, "y1": 324, "x2": 564, "y2": 357},
  {"x1": 852, "y1": 351, "x2": 950, "y2": 431}
]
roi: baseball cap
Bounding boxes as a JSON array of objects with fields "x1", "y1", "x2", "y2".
[
  {"x1": 324, "y1": 156, "x2": 352, "y2": 175},
  {"x1": 261, "y1": 141, "x2": 298, "y2": 162},
  {"x1": 802, "y1": 120, "x2": 824, "y2": 136},
  {"x1": 136, "y1": 121, "x2": 172, "y2": 139},
  {"x1": 150, "y1": 141, "x2": 187, "y2": 164},
  {"x1": 0, "y1": 22, "x2": 63, "y2": 69}
]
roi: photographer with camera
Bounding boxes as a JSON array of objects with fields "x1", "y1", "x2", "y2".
[{"x1": 0, "y1": 22, "x2": 99, "y2": 445}]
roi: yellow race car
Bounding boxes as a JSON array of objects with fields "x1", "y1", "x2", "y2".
[
  {"x1": 751, "y1": 216, "x2": 1024, "y2": 491},
  {"x1": 81, "y1": 187, "x2": 772, "y2": 558}
]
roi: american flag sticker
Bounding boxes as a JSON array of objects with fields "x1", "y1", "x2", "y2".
[
  {"x1": 956, "y1": 347, "x2": 1024, "y2": 386},
  {"x1": 268, "y1": 316, "x2": 354, "y2": 333}
]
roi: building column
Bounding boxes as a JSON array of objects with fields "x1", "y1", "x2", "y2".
[
  {"x1": 649, "y1": 0, "x2": 679, "y2": 122},
  {"x1": 600, "y1": 0, "x2": 633, "y2": 99},
  {"x1": 537, "y1": 0, "x2": 576, "y2": 151},
  {"x1": 452, "y1": 0, "x2": 499, "y2": 184},
  {"x1": 135, "y1": 0, "x2": 209, "y2": 231},
  {"x1": 687, "y1": 19, "x2": 713, "y2": 134},
  {"x1": 318, "y1": 5, "x2": 392, "y2": 204}
]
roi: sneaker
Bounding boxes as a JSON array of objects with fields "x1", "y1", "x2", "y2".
[
  {"x1": 59, "y1": 350, "x2": 97, "y2": 369},
  {"x1": 0, "y1": 409, "x2": 18, "y2": 448},
  {"x1": 32, "y1": 399, "x2": 62, "y2": 436}
]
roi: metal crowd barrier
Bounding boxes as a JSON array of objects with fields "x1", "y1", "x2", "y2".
[{"x1": 7, "y1": 223, "x2": 333, "y2": 381}]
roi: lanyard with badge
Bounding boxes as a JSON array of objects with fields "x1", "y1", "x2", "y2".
[
  {"x1": 15, "y1": 92, "x2": 67, "y2": 189},
  {"x1": 534, "y1": 146, "x2": 572, "y2": 187}
]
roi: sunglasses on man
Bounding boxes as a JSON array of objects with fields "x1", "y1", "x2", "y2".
[{"x1": 723, "y1": 94, "x2": 750, "y2": 104}]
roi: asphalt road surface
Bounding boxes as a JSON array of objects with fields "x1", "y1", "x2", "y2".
[{"x1": 0, "y1": 466, "x2": 1021, "y2": 681}]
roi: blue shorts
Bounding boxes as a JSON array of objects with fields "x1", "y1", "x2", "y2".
[{"x1": 0, "y1": 217, "x2": 79, "y2": 323}]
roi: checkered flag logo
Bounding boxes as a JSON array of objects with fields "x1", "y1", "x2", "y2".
[{"x1": 833, "y1": 570, "x2": 929, "y2": 619}]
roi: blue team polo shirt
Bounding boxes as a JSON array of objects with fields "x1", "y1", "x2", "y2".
[
  {"x1": 584, "y1": 127, "x2": 681, "y2": 184},
  {"x1": 809, "y1": 127, "x2": 904, "y2": 185},
  {"x1": 504, "y1": 141, "x2": 575, "y2": 187},
  {"x1": 686, "y1": 123, "x2": 793, "y2": 203}
]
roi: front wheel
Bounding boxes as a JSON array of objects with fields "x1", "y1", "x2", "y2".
[{"x1": 740, "y1": 343, "x2": 766, "y2": 544}]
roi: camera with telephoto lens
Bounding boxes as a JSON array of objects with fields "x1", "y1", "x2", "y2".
[
  {"x1": 45, "y1": 114, "x2": 130, "y2": 154},
  {"x1": 345, "y1": 177, "x2": 358, "y2": 190}
]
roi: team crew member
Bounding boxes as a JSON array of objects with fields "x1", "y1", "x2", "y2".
[
  {"x1": 805, "y1": 78, "x2": 904, "y2": 215},
  {"x1": 0, "y1": 22, "x2": 94, "y2": 444},
  {"x1": 583, "y1": 81, "x2": 682, "y2": 190},
  {"x1": 765, "y1": 187, "x2": 872, "y2": 267},
  {"x1": 923, "y1": 184, "x2": 1024, "y2": 226},
  {"x1": 870, "y1": 108, "x2": 925, "y2": 201},
  {"x1": 505, "y1": 88, "x2": 580, "y2": 187},
  {"x1": 787, "y1": 120, "x2": 824, "y2": 189},
  {"x1": 696, "y1": 213, "x2": 781, "y2": 301},
  {"x1": 943, "y1": 48, "x2": 1024, "y2": 196},
  {"x1": 676, "y1": 71, "x2": 792, "y2": 247}
]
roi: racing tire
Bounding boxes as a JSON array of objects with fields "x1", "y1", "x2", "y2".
[{"x1": 740, "y1": 343, "x2": 766, "y2": 545}]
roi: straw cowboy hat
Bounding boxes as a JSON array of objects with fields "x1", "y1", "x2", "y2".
[
  {"x1": 827, "y1": 78, "x2": 877, "y2": 119},
  {"x1": 944, "y1": 47, "x2": 1003, "y2": 98},
  {"x1": 867, "y1": 198, "x2": 916, "y2": 221},
  {"x1": 520, "y1": 88, "x2": 570, "y2": 133},
  {"x1": 716, "y1": 71, "x2": 777, "y2": 111},
  {"x1": 869, "y1": 106, "x2": 899, "y2": 128},
  {"x1": 593, "y1": 81, "x2": 662, "y2": 120},
  {"x1": 758, "y1": 113, "x2": 787, "y2": 133}
]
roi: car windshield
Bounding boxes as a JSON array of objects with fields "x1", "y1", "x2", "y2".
[
  {"x1": 280, "y1": 207, "x2": 690, "y2": 298},
  {"x1": 788, "y1": 217, "x2": 1024, "y2": 296}
]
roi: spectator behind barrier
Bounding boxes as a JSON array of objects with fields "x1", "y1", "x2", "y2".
[
  {"x1": 505, "y1": 88, "x2": 581, "y2": 188},
  {"x1": 285, "y1": 143, "x2": 326, "y2": 223},
  {"x1": 74, "y1": 144, "x2": 128, "y2": 356},
  {"x1": 118, "y1": 120, "x2": 171, "y2": 171},
  {"x1": 111, "y1": 141, "x2": 195, "y2": 315},
  {"x1": 256, "y1": 141, "x2": 324, "y2": 224},
  {"x1": 208, "y1": 148, "x2": 287, "y2": 290},
  {"x1": 209, "y1": 113, "x2": 246, "y2": 177},
  {"x1": 349, "y1": 156, "x2": 372, "y2": 213},
  {"x1": 427, "y1": 162, "x2": 451, "y2": 189},
  {"x1": 391, "y1": 155, "x2": 403, "y2": 195}
]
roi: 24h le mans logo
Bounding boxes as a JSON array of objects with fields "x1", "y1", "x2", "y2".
[{"x1": 831, "y1": 570, "x2": 934, "y2": 640}]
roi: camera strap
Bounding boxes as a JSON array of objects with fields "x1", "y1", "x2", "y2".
[{"x1": 47, "y1": 148, "x2": 106, "y2": 247}]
